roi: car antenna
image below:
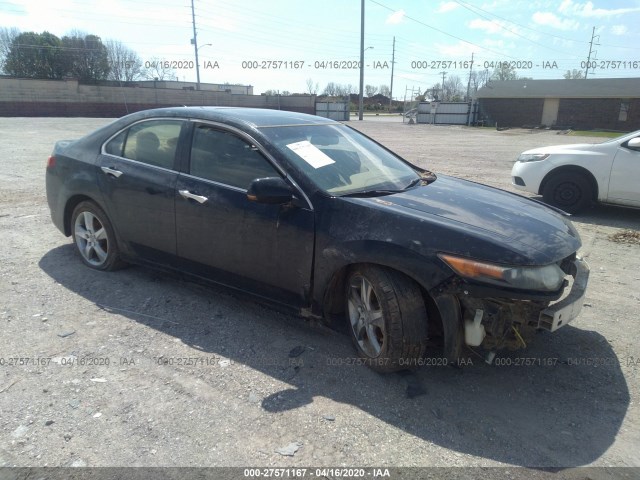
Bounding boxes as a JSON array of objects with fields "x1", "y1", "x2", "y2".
[{"x1": 117, "y1": 79, "x2": 129, "y2": 114}]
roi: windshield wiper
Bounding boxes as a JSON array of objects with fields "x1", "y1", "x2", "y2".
[
  {"x1": 339, "y1": 189, "x2": 405, "y2": 198},
  {"x1": 340, "y1": 176, "x2": 428, "y2": 198},
  {"x1": 404, "y1": 177, "x2": 422, "y2": 190}
]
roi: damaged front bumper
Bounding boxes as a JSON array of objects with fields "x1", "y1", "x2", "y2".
[
  {"x1": 454, "y1": 257, "x2": 590, "y2": 351},
  {"x1": 538, "y1": 257, "x2": 590, "y2": 332}
]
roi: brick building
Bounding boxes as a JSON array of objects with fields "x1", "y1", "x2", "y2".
[{"x1": 475, "y1": 78, "x2": 640, "y2": 131}]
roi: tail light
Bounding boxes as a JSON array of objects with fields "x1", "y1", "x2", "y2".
[{"x1": 47, "y1": 156, "x2": 56, "y2": 168}]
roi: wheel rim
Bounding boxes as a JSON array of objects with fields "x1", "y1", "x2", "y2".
[
  {"x1": 74, "y1": 211, "x2": 109, "y2": 266},
  {"x1": 553, "y1": 181, "x2": 582, "y2": 207},
  {"x1": 347, "y1": 275, "x2": 385, "y2": 358}
]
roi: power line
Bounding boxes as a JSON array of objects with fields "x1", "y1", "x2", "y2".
[{"x1": 368, "y1": 0, "x2": 519, "y2": 60}]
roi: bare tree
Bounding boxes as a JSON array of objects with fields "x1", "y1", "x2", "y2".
[
  {"x1": 335, "y1": 84, "x2": 354, "y2": 96},
  {"x1": 469, "y1": 69, "x2": 490, "y2": 94},
  {"x1": 379, "y1": 85, "x2": 391, "y2": 97},
  {"x1": 428, "y1": 84, "x2": 441, "y2": 101},
  {"x1": 105, "y1": 40, "x2": 143, "y2": 81},
  {"x1": 143, "y1": 57, "x2": 176, "y2": 81},
  {"x1": 365, "y1": 84, "x2": 378, "y2": 97},
  {"x1": 0, "y1": 27, "x2": 20, "y2": 73},
  {"x1": 323, "y1": 82, "x2": 337, "y2": 96},
  {"x1": 305, "y1": 77, "x2": 319, "y2": 94},
  {"x1": 443, "y1": 75, "x2": 464, "y2": 101}
]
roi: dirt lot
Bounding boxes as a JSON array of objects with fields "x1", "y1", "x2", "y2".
[{"x1": 0, "y1": 117, "x2": 639, "y2": 477}]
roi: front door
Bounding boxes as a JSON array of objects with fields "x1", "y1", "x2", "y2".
[
  {"x1": 607, "y1": 136, "x2": 640, "y2": 206},
  {"x1": 175, "y1": 124, "x2": 314, "y2": 306}
]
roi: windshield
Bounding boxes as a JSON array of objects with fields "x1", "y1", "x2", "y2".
[
  {"x1": 259, "y1": 123, "x2": 419, "y2": 195},
  {"x1": 600, "y1": 129, "x2": 640, "y2": 144}
]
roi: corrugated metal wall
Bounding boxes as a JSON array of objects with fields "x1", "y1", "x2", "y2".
[
  {"x1": 416, "y1": 102, "x2": 471, "y2": 125},
  {"x1": 315, "y1": 101, "x2": 350, "y2": 121}
]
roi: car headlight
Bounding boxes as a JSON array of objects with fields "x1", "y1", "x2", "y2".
[
  {"x1": 439, "y1": 253, "x2": 566, "y2": 292},
  {"x1": 517, "y1": 153, "x2": 549, "y2": 162}
]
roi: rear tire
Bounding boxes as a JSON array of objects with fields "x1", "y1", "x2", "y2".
[
  {"x1": 71, "y1": 201, "x2": 125, "y2": 271},
  {"x1": 542, "y1": 172, "x2": 592, "y2": 214},
  {"x1": 346, "y1": 265, "x2": 428, "y2": 372}
]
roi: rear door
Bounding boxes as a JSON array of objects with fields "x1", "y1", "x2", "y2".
[
  {"x1": 98, "y1": 119, "x2": 187, "y2": 261},
  {"x1": 175, "y1": 123, "x2": 315, "y2": 306}
]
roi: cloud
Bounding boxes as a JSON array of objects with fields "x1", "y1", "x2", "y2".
[
  {"x1": 532, "y1": 12, "x2": 580, "y2": 30},
  {"x1": 435, "y1": 41, "x2": 475, "y2": 58},
  {"x1": 386, "y1": 10, "x2": 405, "y2": 24},
  {"x1": 437, "y1": 2, "x2": 459, "y2": 13},
  {"x1": 558, "y1": 0, "x2": 640, "y2": 17},
  {"x1": 610, "y1": 25, "x2": 628, "y2": 36},
  {"x1": 468, "y1": 18, "x2": 517, "y2": 37}
]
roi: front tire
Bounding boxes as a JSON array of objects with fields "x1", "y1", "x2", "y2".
[
  {"x1": 71, "y1": 201, "x2": 125, "y2": 271},
  {"x1": 542, "y1": 172, "x2": 592, "y2": 214},
  {"x1": 346, "y1": 265, "x2": 428, "y2": 372}
]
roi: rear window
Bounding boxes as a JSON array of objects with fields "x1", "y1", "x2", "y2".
[{"x1": 104, "y1": 120, "x2": 183, "y2": 169}]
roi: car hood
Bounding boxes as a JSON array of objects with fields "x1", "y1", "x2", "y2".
[
  {"x1": 357, "y1": 175, "x2": 581, "y2": 264},
  {"x1": 522, "y1": 142, "x2": 609, "y2": 155}
]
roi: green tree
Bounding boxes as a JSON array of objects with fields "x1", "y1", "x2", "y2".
[
  {"x1": 61, "y1": 32, "x2": 110, "y2": 82},
  {"x1": 563, "y1": 69, "x2": 584, "y2": 79},
  {"x1": 491, "y1": 63, "x2": 518, "y2": 81},
  {"x1": 4, "y1": 31, "x2": 66, "y2": 79},
  {"x1": 0, "y1": 27, "x2": 20, "y2": 73}
]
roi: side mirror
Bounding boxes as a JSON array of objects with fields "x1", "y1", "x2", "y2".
[
  {"x1": 627, "y1": 137, "x2": 640, "y2": 150},
  {"x1": 247, "y1": 177, "x2": 294, "y2": 204}
]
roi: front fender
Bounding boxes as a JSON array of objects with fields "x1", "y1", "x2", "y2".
[{"x1": 313, "y1": 239, "x2": 454, "y2": 309}]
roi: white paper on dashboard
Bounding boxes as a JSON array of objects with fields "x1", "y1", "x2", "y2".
[{"x1": 286, "y1": 140, "x2": 335, "y2": 169}]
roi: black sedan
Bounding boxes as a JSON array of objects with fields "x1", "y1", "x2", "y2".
[{"x1": 46, "y1": 107, "x2": 589, "y2": 372}]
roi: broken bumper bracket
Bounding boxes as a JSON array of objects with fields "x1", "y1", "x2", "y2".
[{"x1": 538, "y1": 257, "x2": 590, "y2": 332}]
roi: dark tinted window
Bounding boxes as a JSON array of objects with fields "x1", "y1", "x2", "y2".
[
  {"x1": 190, "y1": 126, "x2": 278, "y2": 189},
  {"x1": 115, "y1": 120, "x2": 182, "y2": 169}
]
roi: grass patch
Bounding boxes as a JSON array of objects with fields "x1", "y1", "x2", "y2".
[{"x1": 569, "y1": 130, "x2": 626, "y2": 138}]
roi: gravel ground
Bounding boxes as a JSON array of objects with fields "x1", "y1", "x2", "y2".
[{"x1": 0, "y1": 117, "x2": 639, "y2": 478}]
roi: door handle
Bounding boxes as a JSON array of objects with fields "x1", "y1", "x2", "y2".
[
  {"x1": 101, "y1": 166, "x2": 123, "y2": 178},
  {"x1": 179, "y1": 190, "x2": 208, "y2": 204}
]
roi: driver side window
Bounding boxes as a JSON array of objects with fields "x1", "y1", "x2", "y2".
[{"x1": 190, "y1": 125, "x2": 279, "y2": 189}]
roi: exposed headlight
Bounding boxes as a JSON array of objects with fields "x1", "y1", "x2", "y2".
[
  {"x1": 439, "y1": 254, "x2": 566, "y2": 292},
  {"x1": 517, "y1": 153, "x2": 550, "y2": 162}
]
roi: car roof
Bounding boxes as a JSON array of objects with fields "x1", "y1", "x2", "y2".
[{"x1": 126, "y1": 106, "x2": 337, "y2": 129}]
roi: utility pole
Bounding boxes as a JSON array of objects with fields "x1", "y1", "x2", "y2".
[
  {"x1": 191, "y1": 0, "x2": 201, "y2": 90},
  {"x1": 358, "y1": 0, "x2": 365, "y2": 120},
  {"x1": 440, "y1": 71, "x2": 447, "y2": 101},
  {"x1": 389, "y1": 36, "x2": 395, "y2": 112},
  {"x1": 585, "y1": 26, "x2": 599, "y2": 79},
  {"x1": 465, "y1": 52, "x2": 474, "y2": 101}
]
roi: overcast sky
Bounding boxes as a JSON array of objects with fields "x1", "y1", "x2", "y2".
[{"x1": 1, "y1": 0, "x2": 639, "y2": 97}]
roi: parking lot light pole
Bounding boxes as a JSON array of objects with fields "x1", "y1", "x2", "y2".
[
  {"x1": 191, "y1": 0, "x2": 200, "y2": 90},
  {"x1": 358, "y1": 0, "x2": 365, "y2": 120}
]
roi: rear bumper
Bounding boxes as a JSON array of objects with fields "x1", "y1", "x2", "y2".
[{"x1": 45, "y1": 170, "x2": 66, "y2": 235}]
